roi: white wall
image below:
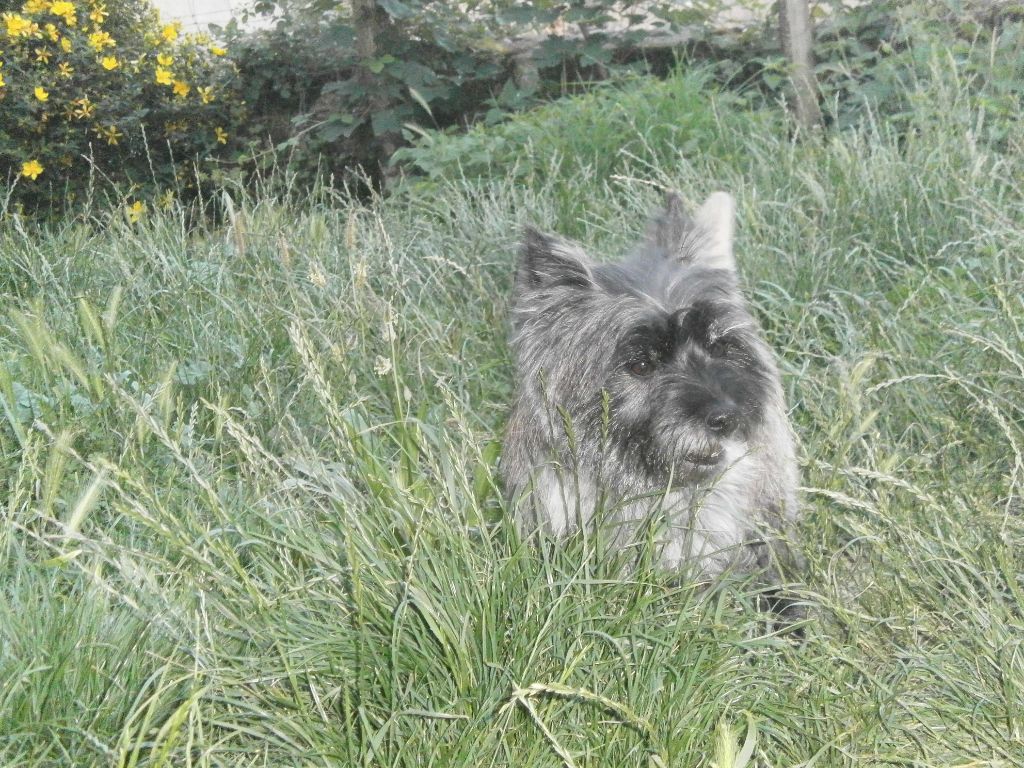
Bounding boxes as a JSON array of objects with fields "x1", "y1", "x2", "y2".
[{"x1": 150, "y1": 0, "x2": 253, "y2": 32}]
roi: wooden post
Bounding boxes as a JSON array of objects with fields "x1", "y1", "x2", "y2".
[{"x1": 780, "y1": 0, "x2": 822, "y2": 131}]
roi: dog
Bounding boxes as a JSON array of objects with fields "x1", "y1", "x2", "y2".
[{"x1": 501, "y1": 191, "x2": 800, "y2": 585}]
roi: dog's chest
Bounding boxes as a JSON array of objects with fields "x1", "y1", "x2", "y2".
[
  {"x1": 530, "y1": 454, "x2": 764, "y2": 575},
  {"x1": 657, "y1": 456, "x2": 762, "y2": 573}
]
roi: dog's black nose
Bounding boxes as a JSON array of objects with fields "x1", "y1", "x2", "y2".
[{"x1": 705, "y1": 406, "x2": 738, "y2": 436}]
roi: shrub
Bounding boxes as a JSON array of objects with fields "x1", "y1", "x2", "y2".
[
  {"x1": 813, "y1": 1, "x2": 1024, "y2": 145},
  {"x1": 228, "y1": 0, "x2": 705, "y2": 190},
  {"x1": 0, "y1": 0, "x2": 245, "y2": 217}
]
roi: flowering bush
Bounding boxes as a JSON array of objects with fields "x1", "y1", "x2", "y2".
[{"x1": 0, "y1": 0, "x2": 244, "y2": 216}]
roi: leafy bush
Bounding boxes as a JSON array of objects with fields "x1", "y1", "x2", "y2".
[
  {"x1": 713, "y1": 0, "x2": 1024, "y2": 143},
  {"x1": 0, "y1": 0, "x2": 245, "y2": 217},
  {"x1": 810, "y1": 0, "x2": 1024, "y2": 143},
  {"x1": 230, "y1": 0, "x2": 1024, "y2": 194},
  {"x1": 227, "y1": 0, "x2": 707, "y2": 189}
]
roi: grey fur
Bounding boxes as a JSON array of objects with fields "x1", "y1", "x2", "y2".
[{"x1": 502, "y1": 192, "x2": 800, "y2": 583}]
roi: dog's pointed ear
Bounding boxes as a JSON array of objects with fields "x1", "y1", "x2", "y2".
[
  {"x1": 515, "y1": 226, "x2": 594, "y2": 298},
  {"x1": 645, "y1": 191, "x2": 693, "y2": 255},
  {"x1": 645, "y1": 191, "x2": 736, "y2": 272},
  {"x1": 691, "y1": 192, "x2": 735, "y2": 271}
]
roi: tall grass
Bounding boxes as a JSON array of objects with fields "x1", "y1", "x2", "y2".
[{"x1": 2, "y1": 45, "x2": 1023, "y2": 767}]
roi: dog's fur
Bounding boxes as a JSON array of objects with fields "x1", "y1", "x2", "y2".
[{"x1": 502, "y1": 192, "x2": 800, "y2": 582}]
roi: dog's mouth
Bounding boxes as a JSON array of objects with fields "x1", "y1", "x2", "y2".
[
  {"x1": 648, "y1": 432, "x2": 727, "y2": 476},
  {"x1": 681, "y1": 451, "x2": 722, "y2": 467}
]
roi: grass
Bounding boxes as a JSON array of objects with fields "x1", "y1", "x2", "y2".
[{"x1": 2, "y1": 39, "x2": 1024, "y2": 768}]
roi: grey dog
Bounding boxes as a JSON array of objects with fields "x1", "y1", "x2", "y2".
[{"x1": 502, "y1": 192, "x2": 800, "y2": 584}]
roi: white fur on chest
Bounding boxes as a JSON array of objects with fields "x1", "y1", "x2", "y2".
[
  {"x1": 525, "y1": 445, "x2": 764, "y2": 577},
  {"x1": 531, "y1": 466, "x2": 599, "y2": 536},
  {"x1": 657, "y1": 447, "x2": 762, "y2": 574}
]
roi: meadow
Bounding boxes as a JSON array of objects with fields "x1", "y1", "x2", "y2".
[{"x1": 2, "y1": 45, "x2": 1023, "y2": 768}]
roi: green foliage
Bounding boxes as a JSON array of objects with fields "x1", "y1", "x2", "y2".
[
  {"x1": 228, "y1": 0, "x2": 704, "y2": 187},
  {"x1": 389, "y1": 0, "x2": 1024, "y2": 193},
  {"x1": 0, "y1": 0, "x2": 244, "y2": 217},
  {"x1": 810, "y1": 0, "x2": 1024, "y2": 142},
  {"x1": 391, "y1": 70, "x2": 779, "y2": 225}
]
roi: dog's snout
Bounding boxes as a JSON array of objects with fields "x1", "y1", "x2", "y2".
[{"x1": 705, "y1": 405, "x2": 739, "y2": 436}]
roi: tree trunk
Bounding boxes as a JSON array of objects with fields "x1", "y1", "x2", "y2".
[
  {"x1": 351, "y1": 0, "x2": 400, "y2": 184},
  {"x1": 779, "y1": 0, "x2": 822, "y2": 131},
  {"x1": 352, "y1": 0, "x2": 391, "y2": 62}
]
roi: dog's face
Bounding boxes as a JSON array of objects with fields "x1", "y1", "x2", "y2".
[
  {"x1": 600, "y1": 288, "x2": 774, "y2": 483},
  {"x1": 511, "y1": 193, "x2": 777, "y2": 487}
]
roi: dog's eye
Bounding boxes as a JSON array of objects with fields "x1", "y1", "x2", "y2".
[
  {"x1": 628, "y1": 358, "x2": 656, "y2": 376},
  {"x1": 710, "y1": 337, "x2": 743, "y2": 358}
]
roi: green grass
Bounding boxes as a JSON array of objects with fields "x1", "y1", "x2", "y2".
[{"x1": 2, "y1": 45, "x2": 1024, "y2": 767}]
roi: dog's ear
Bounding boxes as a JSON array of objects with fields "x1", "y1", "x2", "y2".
[
  {"x1": 515, "y1": 226, "x2": 594, "y2": 298},
  {"x1": 691, "y1": 192, "x2": 735, "y2": 272},
  {"x1": 645, "y1": 191, "x2": 736, "y2": 272},
  {"x1": 645, "y1": 191, "x2": 693, "y2": 256}
]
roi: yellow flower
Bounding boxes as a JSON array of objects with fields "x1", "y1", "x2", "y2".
[
  {"x1": 100, "y1": 55, "x2": 117, "y2": 70},
  {"x1": 4, "y1": 13, "x2": 34, "y2": 37},
  {"x1": 34, "y1": 46, "x2": 51, "y2": 62},
  {"x1": 95, "y1": 123, "x2": 121, "y2": 144},
  {"x1": 197, "y1": 85, "x2": 213, "y2": 104},
  {"x1": 87, "y1": 29, "x2": 114, "y2": 50},
  {"x1": 171, "y1": 79, "x2": 189, "y2": 98},
  {"x1": 57, "y1": 61, "x2": 72, "y2": 77},
  {"x1": 156, "y1": 53, "x2": 172, "y2": 66},
  {"x1": 21, "y1": 159, "x2": 44, "y2": 180},
  {"x1": 88, "y1": 3, "x2": 106, "y2": 23},
  {"x1": 50, "y1": 1, "x2": 76, "y2": 25},
  {"x1": 60, "y1": 35, "x2": 71, "y2": 51},
  {"x1": 161, "y1": 23, "x2": 178, "y2": 42},
  {"x1": 34, "y1": 85, "x2": 48, "y2": 101},
  {"x1": 23, "y1": 0, "x2": 51, "y2": 14},
  {"x1": 209, "y1": 45, "x2": 226, "y2": 56},
  {"x1": 0, "y1": 72, "x2": 5, "y2": 88},
  {"x1": 126, "y1": 200, "x2": 146, "y2": 223},
  {"x1": 44, "y1": 22, "x2": 59, "y2": 41},
  {"x1": 154, "y1": 66, "x2": 172, "y2": 85},
  {"x1": 72, "y1": 95, "x2": 93, "y2": 118},
  {"x1": 214, "y1": 126, "x2": 228, "y2": 144}
]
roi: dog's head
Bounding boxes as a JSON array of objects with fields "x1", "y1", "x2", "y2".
[{"x1": 510, "y1": 192, "x2": 778, "y2": 486}]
